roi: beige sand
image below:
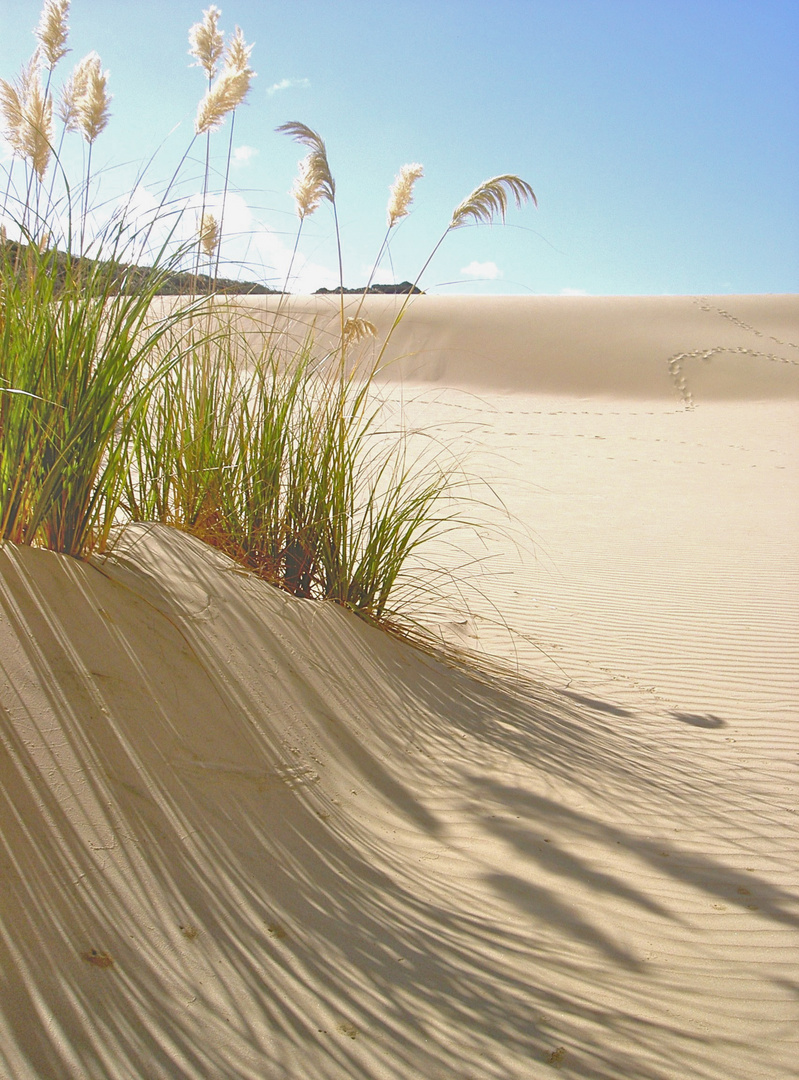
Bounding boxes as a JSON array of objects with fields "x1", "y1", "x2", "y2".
[
  {"x1": 1, "y1": 295, "x2": 797, "y2": 1079},
  {"x1": 217, "y1": 291, "x2": 799, "y2": 399}
]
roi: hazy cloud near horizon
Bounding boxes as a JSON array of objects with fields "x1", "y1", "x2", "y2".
[{"x1": 461, "y1": 260, "x2": 501, "y2": 280}]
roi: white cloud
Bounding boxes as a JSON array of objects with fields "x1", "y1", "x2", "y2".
[
  {"x1": 461, "y1": 260, "x2": 501, "y2": 280},
  {"x1": 212, "y1": 191, "x2": 254, "y2": 235},
  {"x1": 103, "y1": 184, "x2": 339, "y2": 293},
  {"x1": 560, "y1": 287, "x2": 588, "y2": 296},
  {"x1": 267, "y1": 77, "x2": 310, "y2": 96},
  {"x1": 104, "y1": 186, "x2": 255, "y2": 265},
  {"x1": 201, "y1": 196, "x2": 338, "y2": 292},
  {"x1": 125, "y1": 184, "x2": 161, "y2": 218},
  {"x1": 232, "y1": 145, "x2": 258, "y2": 167}
]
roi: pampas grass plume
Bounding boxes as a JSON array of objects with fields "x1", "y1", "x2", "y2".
[
  {"x1": 59, "y1": 54, "x2": 101, "y2": 135},
  {"x1": 57, "y1": 61, "x2": 82, "y2": 129},
  {"x1": 194, "y1": 51, "x2": 254, "y2": 135},
  {"x1": 277, "y1": 122, "x2": 335, "y2": 202},
  {"x1": 198, "y1": 211, "x2": 220, "y2": 256},
  {"x1": 195, "y1": 70, "x2": 247, "y2": 133},
  {"x1": 189, "y1": 5, "x2": 225, "y2": 80},
  {"x1": 0, "y1": 55, "x2": 53, "y2": 180},
  {"x1": 449, "y1": 174, "x2": 536, "y2": 229},
  {"x1": 387, "y1": 163, "x2": 424, "y2": 227},
  {"x1": 27, "y1": 83, "x2": 54, "y2": 181},
  {"x1": 342, "y1": 316, "x2": 377, "y2": 346},
  {"x1": 290, "y1": 154, "x2": 325, "y2": 220},
  {"x1": 74, "y1": 52, "x2": 111, "y2": 144},
  {"x1": 0, "y1": 72, "x2": 27, "y2": 157},
  {"x1": 224, "y1": 26, "x2": 254, "y2": 76},
  {"x1": 35, "y1": 0, "x2": 71, "y2": 71}
]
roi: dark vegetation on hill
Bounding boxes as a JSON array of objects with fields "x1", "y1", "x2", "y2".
[
  {"x1": 314, "y1": 281, "x2": 424, "y2": 295},
  {"x1": 1, "y1": 242, "x2": 423, "y2": 295},
  {"x1": 0, "y1": 239, "x2": 277, "y2": 294}
]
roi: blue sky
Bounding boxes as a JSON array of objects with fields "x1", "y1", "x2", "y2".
[{"x1": 1, "y1": 0, "x2": 797, "y2": 295}]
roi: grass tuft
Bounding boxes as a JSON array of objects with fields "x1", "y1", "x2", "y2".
[{"x1": 1, "y1": 1, "x2": 537, "y2": 639}]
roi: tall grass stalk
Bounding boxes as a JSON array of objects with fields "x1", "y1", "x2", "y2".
[
  {"x1": 1, "y1": 0, "x2": 537, "y2": 639},
  {"x1": 0, "y1": 229, "x2": 203, "y2": 554},
  {"x1": 278, "y1": 122, "x2": 345, "y2": 341},
  {"x1": 189, "y1": 11, "x2": 254, "y2": 289},
  {"x1": 122, "y1": 319, "x2": 457, "y2": 626}
]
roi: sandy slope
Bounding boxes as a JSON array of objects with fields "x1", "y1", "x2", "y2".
[
  {"x1": 215, "y1": 292, "x2": 799, "y2": 399},
  {"x1": 1, "y1": 294, "x2": 798, "y2": 1079}
]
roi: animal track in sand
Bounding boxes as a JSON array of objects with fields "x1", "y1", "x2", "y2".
[
  {"x1": 547, "y1": 1045, "x2": 567, "y2": 1067},
  {"x1": 82, "y1": 949, "x2": 114, "y2": 968}
]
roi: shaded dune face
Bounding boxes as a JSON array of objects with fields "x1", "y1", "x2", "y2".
[{"x1": 1, "y1": 510, "x2": 797, "y2": 1080}]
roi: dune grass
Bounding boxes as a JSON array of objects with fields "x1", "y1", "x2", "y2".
[
  {"x1": 0, "y1": 1, "x2": 536, "y2": 636},
  {"x1": 0, "y1": 234, "x2": 201, "y2": 555}
]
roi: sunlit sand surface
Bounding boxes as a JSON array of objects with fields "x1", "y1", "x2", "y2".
[{"x1": 2, "y1": 294, "x2": 797, "y2": 1079}]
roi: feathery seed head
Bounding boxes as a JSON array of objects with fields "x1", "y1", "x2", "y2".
[
  {"x1": 290, "y1": 154, "x2": 325, "y2": 220},
  {"x1": 25, "y1": 78, "x2": 53, "y2": 180},
  {"x1": 73, "y1": 52, "x2": 111, "y2": 144},
  {"x1": 0, "y1": 56, "x2": 53, "y2": 180},
  {"x1": 0, "y1": 56, "x2": 39, "y2": 153},
  {"x1": 189, "y1": 5, "x2": 225, "y2": 80},
  {"x1": 342, "y1": 317, "x2": 377, "y2": 347},
  {"x1": 277, "y1": 122, "x2": 335, "y2": 203},
  {"x1": 35, "y1": 0, "x2": 71, "y2": 70},
  {"x1": 198, "y1": 211, "x2": 220, "y2": 256},
  {"x1": 387, "y1": 163, "x2": 424, "y2": 227},
  {"x1": 194, "y1": 65, "x2": 251, "y2": 134},
  {"x1": 224, "y1": 26, "x2": 254, "y2": 77},
  {"x1": 0, "y1": 79, "x2": 26, "y2": 156},
  {"x1": 449, "y1": 174, "x2": 537, "y2": 230},
  {"x1": 57, "y1": 53, "x2": 89, "y2": 130}
]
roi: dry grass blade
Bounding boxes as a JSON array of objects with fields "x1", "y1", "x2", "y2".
[
  {"x1": 277, "y1": 121, "x2": 335, "y2": 202},
  {"x1": 449, "y1": 174, "x2": 537, "y2": 229}
]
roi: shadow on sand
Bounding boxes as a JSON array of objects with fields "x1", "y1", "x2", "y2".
[{"x1": 1, "y1": 526, "x2": 795, "y2": 1080}]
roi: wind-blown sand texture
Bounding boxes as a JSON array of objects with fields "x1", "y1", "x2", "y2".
[{"x1": 1, "y1": 294, "x2": 797, "y2": 1079}]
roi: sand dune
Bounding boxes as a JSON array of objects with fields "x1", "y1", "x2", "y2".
[
  {"x1": 218, "y1": 291, "x2": 799, "y2": 399},
  {"x1": 1, "y1": 294, "x2": 798, "y2": 1079}
]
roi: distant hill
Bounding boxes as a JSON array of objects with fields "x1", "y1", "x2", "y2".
[
  {"x1": 1, "y1": 241, "x2": 424, "y2": 296},
  {"x1": 314, "y1": 281, "x2": 423, "y2": 295},
  {"x1": 0, "y1": 240, "x2": 278, "y2": 295},
  {"x1": 150, "y1": 270, "x2": 277, "y2": 295}
]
